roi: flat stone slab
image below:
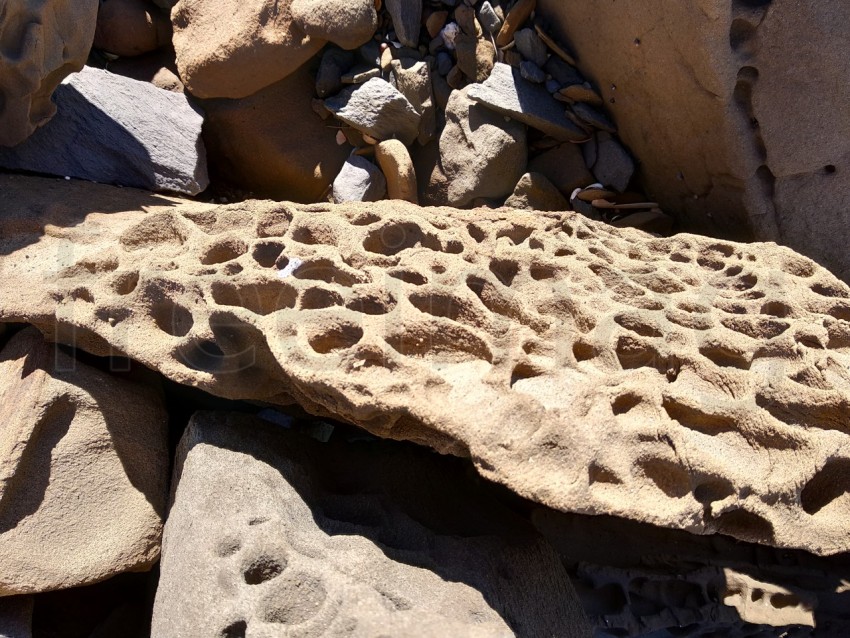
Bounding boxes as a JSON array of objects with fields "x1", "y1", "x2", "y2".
[
  {"x1": 152, "y1": 411, "x2": 590, "y2": 637},
  {"x1": 468, "y1": 62, "x2": 588, "y2": 142},
  {"x1": 0, "y1": 66, "x2": 208, "y2": 195}
]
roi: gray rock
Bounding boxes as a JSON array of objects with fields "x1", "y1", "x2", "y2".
[
  {"x1": 477, "y1": 1, "x2": 502, "y2": 35},
  {"x1": 0, "y1": 67, "x2": 208, "y2": 195},
  {"x1": 515, "y1": 28, "x2": 548, "y2": 67},
  {"x1": 572, "y1": 102, "x2": 616, "y2": 133},
  {"x1": 151, "y1": 411, "x2": 591, "y2": 638},
  {"x1": 440, "y1": 86, "x2": 527, "y2": 206},
  {"x1": 325, "y1": 77, "x2": 422, "y2": 144},
  {"x1": 520, "y1": 60, "x2": 546, "y2": 84},
  {"x1": 467, "y1": 62, "x2": 587, "y2": 142},
  {"x1": 385, "y1": 0, "x2": 422, "y2": 47},
  {"x1": 0, "y1": 597, "x2": 32, "y2": 638},
  {"x1": 545, "y1": 78, "x2": 562, "y2": 94},
  {"x1": 332, "y1": 155, "x2": 387, "y2": 203},
  {"x1": 390, "y1": 58, "x2": 438, "y2": 144},
  {"x1": 316, "y1": 48, "x2": 355, "y2": 98},
  {"x1": 358, "y1": 39, "x2": 382, "y2": 66},
  {"x1": 436, "y1": 51, "x2": 453, "y2": 76},
  {"x1": 544, "y1": 56, "x2": 583, "y2": 87},
  {"x1": 587, "y1": 132, "x2": 635, "y2": 192},
  {"x1": 505, "y1": 172, "x2": 569, "y2": 211}
]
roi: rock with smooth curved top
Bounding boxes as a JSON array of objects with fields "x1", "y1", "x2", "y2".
[
  {"x1": 171, "y1": 0, "x2": 324, "y2": 99},
  {"x1": 3, "y1": 175, "x2": 850, "y2": 556},
  {"x1": 0, "y1": 328, "x2": 168, "y2": 596},
  {"x1": 94, "y1": 0, "x2": 172, "y2": 57},
  {"x1": 0, "y1": 0, "x2": 98, "y2": 147},
  {"x1": 290, "y1": 0, "x2": 378, "y2": 50},
  {"x1": 376, "y1": 140, "x2": 418, "y2": 204},
  {"x1": 151, "y1": 411, "x2": 591, "y2": 637}
]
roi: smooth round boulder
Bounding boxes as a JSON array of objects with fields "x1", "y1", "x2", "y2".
[
  {"x1": 171, "y1": 0, "x2": 325, "y2": 99},
  {"x1": 290, "y1": 0, "x2": 378, "y2": 50}
]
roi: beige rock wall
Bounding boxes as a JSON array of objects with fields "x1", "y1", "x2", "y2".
[
  {"x1": 2, "y1": 175, "x2": 850, "y2": 555},
  {"x1": 0, "y1": 328, "x2": 168, "y2": 596},
  {"x1": 538, "y1": 0, "x2": 850, "y2": 281}
]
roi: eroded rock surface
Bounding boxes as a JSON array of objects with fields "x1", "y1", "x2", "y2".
[
  {"x1": 0, "y1": 327, "x2": 168, "y2": 596},
  {"x1": 2, "y1": 175, "x2": 850, "y2": 555},
  {"x1": 0, "y1": 0, "x2": 98, "y2": 147},
  {"x1": 533, "y1": 508, "x2": 850, "y2": 636},
  {"x1": 152, "y1": 411, "x2": 590, "y2": 637}
]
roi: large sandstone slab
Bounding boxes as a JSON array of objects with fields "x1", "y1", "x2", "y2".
[
  {"x1": 537, "y1": 0, "x2": 850, "y2": 283},
  {"x1": 2, "y1": 175, "x2": 850, "y2": 555},
  {"x1": 152, "y1": 411, "x2": 590, "y2": 637},
  {"x1": 0, "y1": 67, "x2": 208, "y2": 195},
  {"x1": 0, "y1": 328, "x2": 168, "y2": 596},
  {"x1": 0, "y1": 0, "x2": 98, "y2": 147}
]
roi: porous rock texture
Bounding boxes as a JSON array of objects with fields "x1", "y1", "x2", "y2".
[
  {"x1": 533, "y1": 508, "x2": 850, "y2": 636},
  {"x1": 0, "y1": 327, "x2": 168, "y2": 596},
  {"x1": 170, "y1": 0, "x2": 324, "y2": 99},
  {"x1": 537, "y1": 0, "x2": 850, "y2": 283},
  {"x1": 3, "y1": 175, "x2": 850, "y2": 555},
  {"x1": 0, "y1": 0, "x2": 98, "y2": 147},
  {"x1": 152, "y1": 411, "x2": 590, "y2": 637}
]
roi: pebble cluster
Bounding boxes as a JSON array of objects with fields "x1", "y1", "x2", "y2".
[{"x1": 310, "y1": 0, "x2": 671, "y2": 232}]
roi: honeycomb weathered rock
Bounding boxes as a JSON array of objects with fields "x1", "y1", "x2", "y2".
[{"x1": 2, "y1": 175, "x2": 850, "y2": 555}]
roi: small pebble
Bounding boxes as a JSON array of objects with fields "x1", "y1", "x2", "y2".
[
  {"x1": 520, "y1": 60, "x2": 545, "y2": 84},
  {"x1": 440, "y1": 22, "x2": 461, "y2": 50}
]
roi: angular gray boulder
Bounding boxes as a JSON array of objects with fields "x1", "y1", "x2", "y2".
[
  {"x1": 0, "y1": 66, "x2": 208, "y2": 195},
  {"x1": 468, "y1": 62, "x2": 587, "y2": 142},
  {"x1": 439, "y1": 86, "x2": 527, "y2": 206},
  {"x1": 152, "y1": 411, "x2": 590, "y2": 637},
  {"x1": 325, "y1": 77, "x2": 421, "y2": 145}
]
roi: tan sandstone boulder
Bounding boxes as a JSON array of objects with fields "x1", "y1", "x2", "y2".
[
  {"x1": 2, "y1": 175, "x2": 850, "y2": 556},
  {"x1": 201, "y1": 65, "x2": 349, "y2": 202},
  {"x1": 538, "y1": 0, "x2": 850, "y2": 283},
  {"x1": 171, "y1": 0, "x2": 324, "y2": 99},
  {"x1": 0, "y1": 0, "x2": 98, "y2": 147},
  {"x1": 0, "y1": 328, "x2": 168, "y2": 595},
  {"x1": 152, "y1": 411, "x2": 590, "y2": 637}
]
